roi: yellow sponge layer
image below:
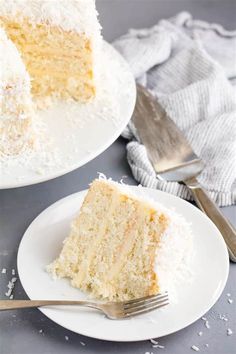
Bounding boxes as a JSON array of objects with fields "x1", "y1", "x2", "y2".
[{"x1": 0, "y1": 17, "x2": 96, "y2": 102}]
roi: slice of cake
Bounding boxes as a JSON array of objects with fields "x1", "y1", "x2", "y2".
[
  {"x1": 0, "y1": 0, "x2": 101, "y2": 103},
  {"x1": 48, "y1": 178, "x2": 193, "y2": 302},
  {"x1": 0, "y1": 28, "x2": 34, "y2": 156}
]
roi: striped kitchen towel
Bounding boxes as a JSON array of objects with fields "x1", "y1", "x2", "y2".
[{"x1": 113, "y1": 12, "x2": 236, "y2": 206}]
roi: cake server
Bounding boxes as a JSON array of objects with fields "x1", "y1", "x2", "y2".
[{"x1": 132, "y1": 84, "x2": 236, "y2": 262}]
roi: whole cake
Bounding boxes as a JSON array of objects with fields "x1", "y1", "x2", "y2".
[
  {"x1": 48, "y1": 179, "x2": 193, "y2": 302},
  {"x1": 0, "y1": 27, "x2": 34, "y2": 155},
  {"x1": 0, "y1": 0, "x2": 101, "y2": 156}
]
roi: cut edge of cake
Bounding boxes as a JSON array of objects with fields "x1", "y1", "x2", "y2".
[{"x1": 47, "y1": 177, "x2": 194, "y2": 302}]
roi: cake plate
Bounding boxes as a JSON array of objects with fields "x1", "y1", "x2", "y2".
[
  {"x1": 17, "y1": 187, "x2": 229, "y2": 342},
  {"x1": 0, "y1": 41, "x2": 136, "y2": 189}
]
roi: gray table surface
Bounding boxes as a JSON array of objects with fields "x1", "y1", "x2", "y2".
[{"x1": 0, "y1": 1, "x2": 236, "y2": 353}]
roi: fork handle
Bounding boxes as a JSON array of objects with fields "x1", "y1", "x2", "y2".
[
  {"x1": 185, "y1": 177, "x2": 236, "y2": 262},
  {"x1": 0, "y1": 300, "x2": 100, "y2": 311}
]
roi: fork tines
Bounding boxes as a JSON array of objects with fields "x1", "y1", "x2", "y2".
[{"x1": 122, "y1": 292, "x2": 169, "y2": 318}]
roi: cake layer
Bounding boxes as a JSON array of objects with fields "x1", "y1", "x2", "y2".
[{"x1": 1, "y1": 17, "x2": 96, "y2": 101}]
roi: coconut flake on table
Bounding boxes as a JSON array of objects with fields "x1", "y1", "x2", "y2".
[
  {"x1": 150, "y1": 339, "x2": 159, "y2": 345},
  {"x1": 205, "y1": 321, "x2": 210, "y2": 329},
  {"x1": 191, "y1": 345, "x2": 200, "y2": 352},
  {"x1": 1, "y1": 268, "x2": 6, "y2": 274},
  {"x1": 153, "y1": 344, "x2": 165, "y2": 349},
  {"x1": 227, "y1": 328, "x2": 233, "y2": 336},
  {"x1": 219, "y1": 314, "x2": 228, "y2": 321},
  {"x1": 5, "y1": 277, "x2": 17, "y2": 297}
]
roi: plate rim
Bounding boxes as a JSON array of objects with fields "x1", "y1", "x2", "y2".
[
  {"x1": 17, "y1": 187, "x2": 229, "y2": 342},
  {"x1": 0, "y1": 41, "x2": 136, "y2": 190}
]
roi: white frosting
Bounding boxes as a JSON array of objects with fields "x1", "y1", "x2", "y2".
[
  {"x1": 154, "y1": 208, "x2": 194, "y2": 303},
  {"x1": 0, "y1": 27, "x2": 29, "y2": 85},
  {"x1": 0, "y1": 28, "x2": 33, "y2": 122},
  {"x1": 0, "y1": 0, "x2": 101, "y2": 37}
]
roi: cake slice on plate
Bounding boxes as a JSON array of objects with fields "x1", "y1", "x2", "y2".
[
  {"x1": 0, "y1": 27, "x2": 34, "y2": 156},
  {"x1": 0, "y1": 0, "x2": 101, "y2": 103},
  {"x1": 48, "y1": 178, "x2": 193, "y2": 302}
]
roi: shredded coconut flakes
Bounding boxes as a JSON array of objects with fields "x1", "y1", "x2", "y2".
[
  {"x1": 5, "y1": 277, "x2": 17, "y2": 297},
  {"x1": 219, "y1": 314, "x2": 228, "y2": 321},
  {"x1": 205, "y1": 321, "x2": 210, "y2": 329},
  {"x1": 153, "y1": 345, "x2": 165, "y2": 349},
  {"x1": 191, "y1": 345, "x2": 200, "y2": 351},
  {"x1": 150, "y1": 339, "x2": 159, "y2": 345}
]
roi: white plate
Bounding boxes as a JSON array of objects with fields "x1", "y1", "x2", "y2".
[
  {"x1": 0, "y1": 42, "x2": 136, "y2": 189},
  {"x1": 17, "y1": 187, "x2": 229, "y2": 342}
]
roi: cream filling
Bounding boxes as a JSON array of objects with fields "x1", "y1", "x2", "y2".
[{"x1": 107, "y1": 204, "x2": 147, "y2": 282}]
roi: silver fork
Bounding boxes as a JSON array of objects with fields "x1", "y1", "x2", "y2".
[{"x1": 0, "y1": 293, "x2": 169, "y2": 319}]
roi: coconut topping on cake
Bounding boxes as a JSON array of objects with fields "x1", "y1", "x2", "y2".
[
  {"x1": 0, "y1": 27, "x2": 35, "y2": 155},
  {"x1": 0, "y1": 0, "x2": 101, "y2": 37},
  {"x1": 0, "y1": 27, "x2": 32, "y2": 120}
]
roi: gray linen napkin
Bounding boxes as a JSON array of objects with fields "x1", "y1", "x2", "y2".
[{"x1": 113, "y1": 12, "x2": 236, "y2": 207}]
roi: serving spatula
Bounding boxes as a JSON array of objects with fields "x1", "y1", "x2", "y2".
[{"x1": 132, "y1": 84, "x2": 236, "y2": 262}]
